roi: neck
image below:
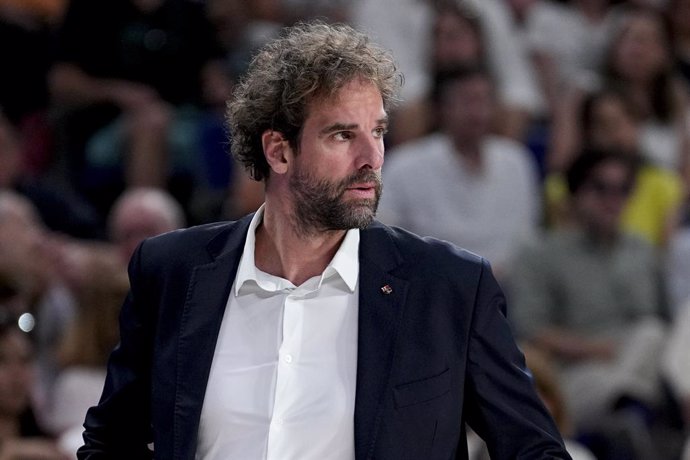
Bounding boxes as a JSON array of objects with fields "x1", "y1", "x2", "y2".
[
  {"x1": 452, "y1": 137, "x2": 483, "y2": 173},
  {"x1": 254, "y1": 200, "x2": 347, "y2": 286},
  {"x1": 581, "y1": 224, "x2": 620, "y2": 248},
  {"x1": 575, "y1": 0, "x2": 606, "y2": 22}
]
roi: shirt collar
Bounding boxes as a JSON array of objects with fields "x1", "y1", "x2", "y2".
[{"x1": 234, "y1": 205, "x2": 360, "y2": 295}]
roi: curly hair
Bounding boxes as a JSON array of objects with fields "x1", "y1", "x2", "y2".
[{"x1": 227, "y1": 21, "x2": 403, "y2": 181}]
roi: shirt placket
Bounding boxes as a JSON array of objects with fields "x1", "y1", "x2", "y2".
[{"x1": 266, "y1": 288, "x2": 305, "y2": 459}]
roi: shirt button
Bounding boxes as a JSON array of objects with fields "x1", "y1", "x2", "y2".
[
  {"x1": 274, "y1": 417, "x2": 284, "y2": 425},
  {"x1": 284, "y1": 354, "x2": 293, "y2": 364}
]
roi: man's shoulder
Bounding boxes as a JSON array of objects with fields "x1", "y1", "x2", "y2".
[
  {"x1": 146, "y1": 220, "x2": 237, "y2": 248},
  {"x1": 135, "y1": 217, "x2": 251, "y2": 267},
  {"x1": 364, "y1": 221, "x2": 487, "y2": 274}
]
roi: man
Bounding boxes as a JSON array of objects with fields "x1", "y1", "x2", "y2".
[
  {"x1": 78, "y1": 22, "x2": 570, "y2": 459},
  {"x1": 377, "y1": 64, "x2": 540, "y2": 282},
  {"x1": 510, "y1": 149, "x2": 666, "y2": 457}
]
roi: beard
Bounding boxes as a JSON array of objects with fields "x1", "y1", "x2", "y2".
[{"x1": 289, "y1": 168, "x2": 383, "y2": 237}]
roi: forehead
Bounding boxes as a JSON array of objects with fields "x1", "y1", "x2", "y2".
[{"x1": 306, "y1": 79, "x2": 385, "y2": 120}]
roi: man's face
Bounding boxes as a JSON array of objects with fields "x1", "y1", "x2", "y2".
[
  {"x1": 433, "y1": 13, "x2": 482, "y2": 70},
  {"x1": 440, "y1": 75, "x2": 493, "y2": 144},
  {"x1": 288, "y1": 79, "x2": 388, "y2": 235}
]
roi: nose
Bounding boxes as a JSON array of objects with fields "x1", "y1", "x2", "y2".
[{"x1": 356, "y1": 135, "x2": 384, "y2": 170}]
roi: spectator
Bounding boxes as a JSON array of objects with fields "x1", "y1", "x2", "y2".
[
  {"x1": 378, "y1": 64, "x2": 540, "y2": 282},
  {"x1": 0, "y1": 309, "x2": 68, "y2": 460},
  {"x1": 108, "y1": 187, "x2": 186, "y2": 264},
  {"x1": 544, "y1": 87, "x2": 684, "y2": 247},
  {"x1": 510, "y1": 149, "x2": 667, "y2": 458},
  {"x1": 351, "y1": 0, "x2": 541, "y2": 147}
]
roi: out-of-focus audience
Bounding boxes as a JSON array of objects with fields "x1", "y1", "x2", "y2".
[
  {"x1": 2, "y1": 1, "x2": 690, "y2": 458},
  {"x1": 48, "y1": 0, "x2": 231, "y2": 218},
  {"x1": 0, "y1": 191, "x2": 77, "y2": 422}
]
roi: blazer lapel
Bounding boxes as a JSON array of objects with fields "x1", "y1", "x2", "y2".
[
  {"x1": 173, "y1": 216, "x2": 253, "y2": 460},
  {"x1": 355, "y1": 222, "x2": 408, "y2": 460}
]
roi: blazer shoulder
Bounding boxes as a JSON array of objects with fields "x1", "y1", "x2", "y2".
[
  {"x1": 134, "y1": 216, "x2": 251, "y2": 270},
  {"x1": 367, "y1": 221, "x2": 488, "y2": 276}
]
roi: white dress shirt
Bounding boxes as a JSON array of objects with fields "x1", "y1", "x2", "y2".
[{"x1": 196, "y1": 206, "x2": 359, "y2": 460}]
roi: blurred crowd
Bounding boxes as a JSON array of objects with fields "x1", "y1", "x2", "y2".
[{"x1": 1, "y1": 0, "x2": 690, "y2": 458}]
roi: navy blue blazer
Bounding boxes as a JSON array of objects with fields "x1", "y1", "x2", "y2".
[{"x1": 78, "y1": 215, "x2": 571, "y2": 459}]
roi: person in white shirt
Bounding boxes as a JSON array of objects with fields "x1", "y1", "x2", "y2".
[{"x1": 378, "y1": 65, "x2": 541, "y2": 283}]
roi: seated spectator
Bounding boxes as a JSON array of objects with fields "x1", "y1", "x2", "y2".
[
  {"x1": 108, "y1": 186, "x2": 186, "y2": 264},
  {"x1": 510, "y1": 149, "x2": 667, "y2": 458},
  {"x1": 369, "y1": 0, "x2": 541, "y2": 147},
  {"x1": 378, "y1": 64, "x2": 540, "y2": 282},
  {"x1": 47, "y1": 187, "x2": 186, "y2": 304},
  {"x1": 0, "y1": 309, "x2": 68, "y2": 460},
  {"x1": 545, "y1": 87, "x2": 683, "y2": 247}
]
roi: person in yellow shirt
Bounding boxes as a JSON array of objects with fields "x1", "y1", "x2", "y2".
[{"x1": 545, "y1": 87, "x2": 683, "y2": 246}]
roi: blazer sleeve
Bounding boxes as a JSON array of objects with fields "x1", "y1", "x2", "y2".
[
  {"x1": 78, "y1": 240, "x2": 156, "y2": 459},
  {"x1": 463, "y1": 259, "x2": 571, "y2": 459}
]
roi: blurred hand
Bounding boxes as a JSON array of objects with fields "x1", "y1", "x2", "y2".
[{"x1": 106, "y1": 81, "x2": 161, "y2": 112}]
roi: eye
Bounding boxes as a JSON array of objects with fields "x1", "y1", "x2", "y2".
[
  {"x1": 373, "y1": 126, "x2": 388, "y2": 138},
  {"x1": 333, "y1": 131, "x2": 354, "y2": 141}
]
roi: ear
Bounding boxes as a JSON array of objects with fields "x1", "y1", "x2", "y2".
[{"x1": 262, "y1": 130, "x2": 291, "y2": 175}]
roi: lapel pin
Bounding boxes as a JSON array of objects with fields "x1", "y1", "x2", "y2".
[{"x1": 380, "y1": 284, "x2": 393, "y2": 295}]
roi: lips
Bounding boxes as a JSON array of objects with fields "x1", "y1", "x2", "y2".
[
  {"x1": 347, "y1": 182, "x2": 376, "y2": 191},
  {"x1": 345, "y1": 184, "x2": 377, "y2": 198}
]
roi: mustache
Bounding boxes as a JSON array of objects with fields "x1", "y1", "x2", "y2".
[{"x1": 340, "y1": 170, "x2": 382, "y2": 191}]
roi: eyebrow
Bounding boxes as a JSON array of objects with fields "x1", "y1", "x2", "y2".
[{"x1": 319, "y1": 117, "x2": 389, "y2": 136}]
